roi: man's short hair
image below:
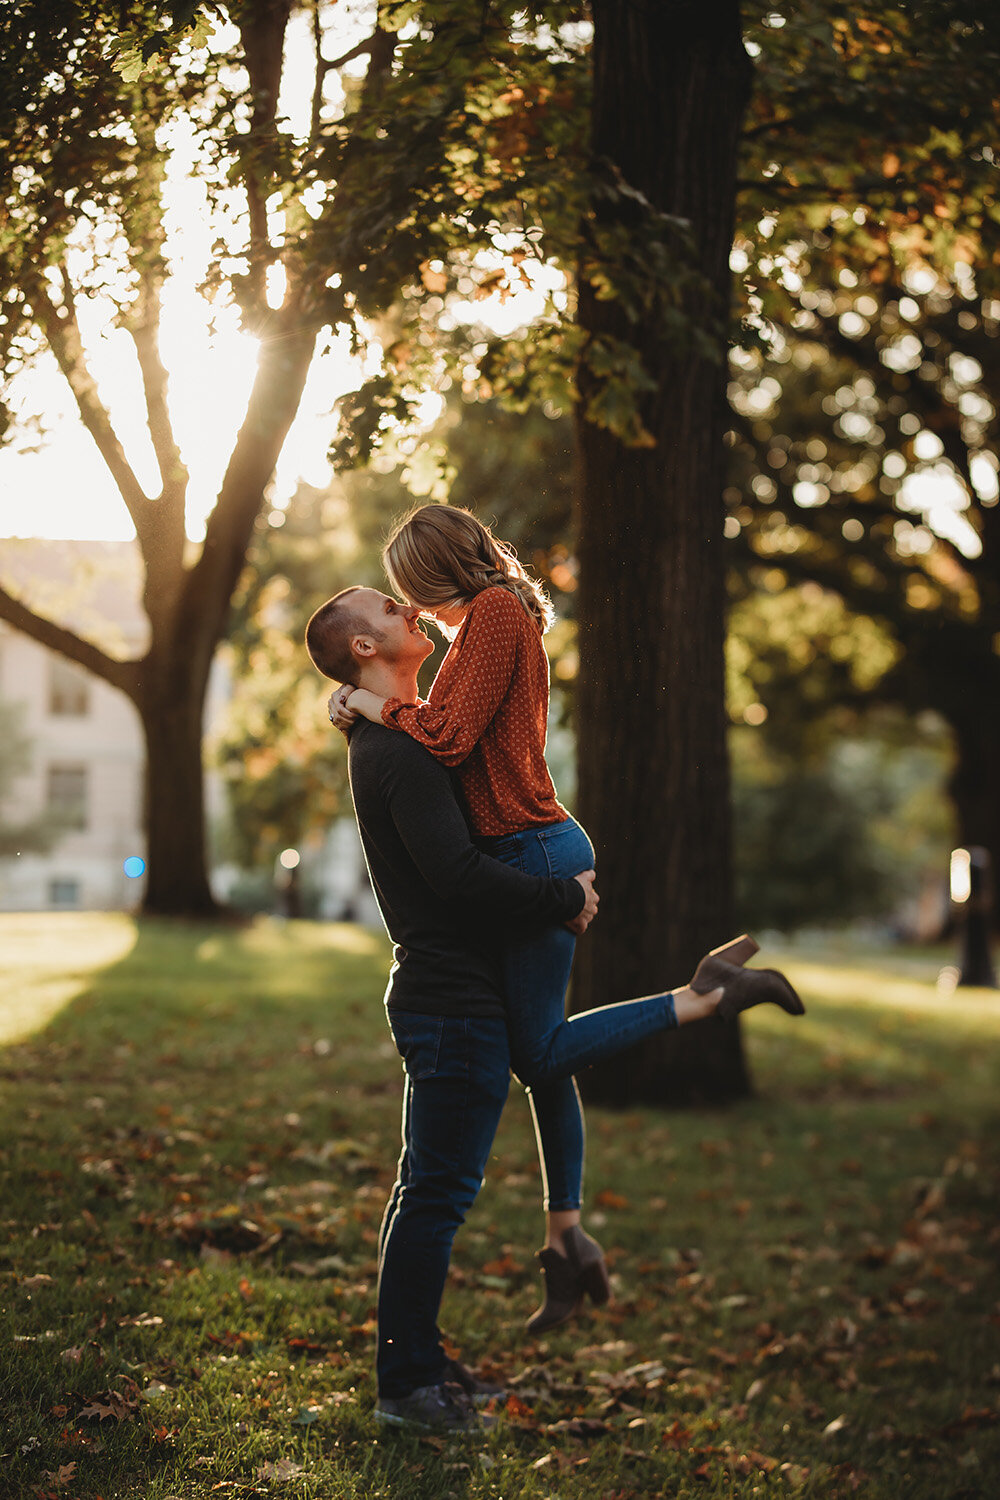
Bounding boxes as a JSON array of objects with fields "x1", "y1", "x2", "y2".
[{"x1": 305, "y1": 587, "x2": 382, "y2": 682}]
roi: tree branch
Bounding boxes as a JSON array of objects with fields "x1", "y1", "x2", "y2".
[
  {"x1": 32, "y1": 271, "x2": 154, "y2": 532},
  {"x1": 321, "y1": 33, "x2": 378, "y2": 76},
  {"x1": 0, "y1": 583, "x2": 140, "y2": 698},
  {"x1": 128, "y1": 270, "x2": 189, "y2": 508},
  {"x1": 185, "y1": 306, "x2": 317, "y2": 656},
  {"x1": 307, "y1": 16, "x2": 380, "y2": 145},
  {"x1": 310, "y1": 0, "x2": 325, "y2": 147},
  {"x1": 235, "y1": 0, "x2": 293, "y2": 326}
]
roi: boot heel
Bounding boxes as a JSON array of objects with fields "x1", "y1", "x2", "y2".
[
  {"x1": 581, "y1": 1256, "x2": 611, "y2": 1306},
  {"x1": 564, "y1": 1224, "x2": 612, "y2": 1307},
  {"x1": 708, "y1": 933, "x2": 759, "y2": 967}
]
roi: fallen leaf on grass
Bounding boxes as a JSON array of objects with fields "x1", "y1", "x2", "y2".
[
  {"x1": 941, "y1": 1406, "x2": 1000, "y2": 1436},
  {"x1": 546, "y1": 1416, "x2": 611, "y2": 1437},
  {"x1": 729, "y1": 1450, "x2": 778, "y2": 1476},
  {"x1": 530, "y1": 1451, "x2": 577, "y2": 1473},
  {"x1": 823, "y1": 1414, "x2": 848, "y2": 1437},
  {"x1": 256, "y1": 1458, "x2": 304, "y2": 1482},
  {"x1": 286, "y1": 1253, "x2": 352, "y2": 1278},
  {"x1": 481, "y1": 1253, "x2": 522, "y2": 1277},
  {"x1": 39, "y1": 1465, "x2": 76, "y2": 1488},
  {"x1": 594, "y1": 1189, "x2": 629, "y2": 1210},
  {"x1": 661, "y1": 1420, "x2": 693, "y2": 1449},
  {"x1": 287, "y1": 1337, "x2": 326, "y2": 1355},
  {"x1": 59, "y1": 1347, "x2": 84, "y2": 1364},
  {"x1": 207, "y1": 1330, "x2": 259, "y2": 1355},
  {"x1": 78, "y1": 1381, "x2": 141, "y2": 1424},
  {"x1": 21, "y1": 1274, "x2": 54, "y2": 1289},
  {"x1": 502, "y1": 1394, "x2": 535, "y2": 1421},
  {"x1": 56, "y1": 1426, "x2": 102, "y2": 1452}
]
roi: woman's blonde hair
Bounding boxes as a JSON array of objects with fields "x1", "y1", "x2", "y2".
[{"x1": 383, "y1": 505, "x2": 554, "y2": 632}]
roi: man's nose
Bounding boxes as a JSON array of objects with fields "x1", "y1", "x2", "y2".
[{"x1": 403, "y1": 606, "x2": 421, "y2": 622}]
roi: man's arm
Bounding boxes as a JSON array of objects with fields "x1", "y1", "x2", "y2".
[{"x1": 381, "y1": 737, "x2": 588, "y2": 926}]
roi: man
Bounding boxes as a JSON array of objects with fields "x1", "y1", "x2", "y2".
[{"x1": 304, "y1": 587, "x2": 598, "y2": 1433}]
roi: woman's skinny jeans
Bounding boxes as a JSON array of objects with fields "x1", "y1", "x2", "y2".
[{"x1": 476, "y1": 816, "x2": 676, "y2": 1213}]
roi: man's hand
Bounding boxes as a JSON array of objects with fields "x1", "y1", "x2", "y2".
[
  {"x1": 566, "y1": 869, "x2": 599, "y2": 935},
  {"x1": 328, "y1": 684, "x2": 359, "y2": 733}
]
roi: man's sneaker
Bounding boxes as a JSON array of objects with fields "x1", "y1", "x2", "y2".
[
  {"x1": 375, "y1": 1380, "x2": 495, "y2": 1433},
  {"x1": 444, "y1": 1356, "x2": 508, "y2": 1407}
]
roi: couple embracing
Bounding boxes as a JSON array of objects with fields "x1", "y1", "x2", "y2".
[{"x1": 305, "y1": 504, "x2": 804, "y2": 1433}]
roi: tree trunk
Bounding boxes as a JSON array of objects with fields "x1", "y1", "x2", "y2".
[
  {"x1": 138, "y1": 655, "x2": 218, "y2": 918},
  {"x1": 572, "y1": 0, "x2": 753, "y2": 1105},
  {"x1": 895, "y1": 622, "x2": 1000, "y2": 933},
  {"x1": 946, "y1": 688, "x2": 1000, "y2": 935}
]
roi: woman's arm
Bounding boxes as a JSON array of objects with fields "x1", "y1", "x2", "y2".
[
  {"x1": 381, "y1": 588, "x2": 522, "y2": 765},
  {"x1": 341, "y1": 687, "x2": 385, "y2": 724}
]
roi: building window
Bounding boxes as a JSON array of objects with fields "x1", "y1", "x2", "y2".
[
  {"x1": 48, "y1": 659, "x2": 90, "y2": 717},
  {"x1": 46, "y1": 763, "x2": 88, "y2": 830},
  {"x1": 49, "y1": 877, "x2": 81, "y2": 908}
]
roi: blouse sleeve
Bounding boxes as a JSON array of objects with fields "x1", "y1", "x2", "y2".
[{"x1": 380, "y1": 588, "x2": 522, "y2": 766}]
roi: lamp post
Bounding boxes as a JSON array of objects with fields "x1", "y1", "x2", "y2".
[
  {"x1": 275, "y1": 847, "x2": 302, "y2": 920},
  {"x1": 950, "y1": 846, "x2": 997, "y2": 988}
]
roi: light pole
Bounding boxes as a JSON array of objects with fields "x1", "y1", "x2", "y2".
[
  {"x1": 950, "y1": 846, "x2": 997, "y2": 988},
  {"x1": 275, "y1": 847, "x2": 302, "y2": 920}
]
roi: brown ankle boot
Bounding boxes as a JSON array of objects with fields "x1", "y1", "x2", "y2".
[
  {"x1": 525, "y1": 1227, "x2": 610, "y2": 1335},
  {"x1": 525, "y1": 1247, "x2": 582, "y2": 1334},
  {"x1": 690, "y1": 953, "x2": 805, "y2": 1021},
  {"x1": 563, "y1": 1224, "x2": 611, "y2": 1306}
]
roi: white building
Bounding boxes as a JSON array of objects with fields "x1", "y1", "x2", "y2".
[
  {"x1": 0, "y1": 540, "x2": 149, "y2": 911},
  {"x1": 0, "y1": 538, "x2": 377, "y2": 919}
]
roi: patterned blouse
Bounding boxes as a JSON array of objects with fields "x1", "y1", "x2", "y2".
[{"x1": 381, "y1": 586, "x2": 568, "y2": 836}]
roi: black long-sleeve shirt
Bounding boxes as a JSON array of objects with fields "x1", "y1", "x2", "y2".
[{"x1": 348, "y1": 719, "x2": 585, "y2": 1017}]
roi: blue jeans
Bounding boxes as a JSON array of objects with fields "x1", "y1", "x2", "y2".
[
  {"x1": 477, "y1": 816, "x2": 676, "y2": 1212},
  {"x1": 376, "y1": 1010, "x2": 510, "y2": 1398}
]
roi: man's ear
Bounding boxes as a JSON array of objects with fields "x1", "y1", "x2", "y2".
[{"x1": 352, "y1": 634, "x2": 376, "y2": 659}]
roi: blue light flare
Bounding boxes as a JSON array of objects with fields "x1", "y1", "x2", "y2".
[{"x1": 123, "y1": 856, "x2": 146, "y2": 879}]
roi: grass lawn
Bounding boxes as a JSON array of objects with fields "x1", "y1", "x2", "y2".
[{"x1": 1, "y1": 914, "x2": 998, "y2": 1500}]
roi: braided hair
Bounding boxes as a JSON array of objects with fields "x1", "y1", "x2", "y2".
[{"x1": 383, "y1": 505, "x2": 554, "y2": 632}]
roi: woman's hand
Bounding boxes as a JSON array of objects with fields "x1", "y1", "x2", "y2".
[{"x1": 328, "y1": 684, "x2": 359, "y2": 733}]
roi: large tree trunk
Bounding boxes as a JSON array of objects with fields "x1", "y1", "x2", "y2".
[
  {"x1": 137, "y1": 653, "x2": 218, "y2": 917},
  {"x1": 944, "y1": 670, "x2": 1000, "y2": 935},
  {"x1": 572, "y1": 0, "x2": 753, "y2": 1104},
  {"x1": 894, "y1": 622, "x2": 1000, "y2": 933}
]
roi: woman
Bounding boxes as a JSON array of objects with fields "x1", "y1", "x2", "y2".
[{"x1": 330, "y1": 505, "x2": 803, "y2": 1333}]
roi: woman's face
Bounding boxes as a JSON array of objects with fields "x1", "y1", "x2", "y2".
[{"x1": 412, "y1": 600, "x2": 468, "y2": 629}]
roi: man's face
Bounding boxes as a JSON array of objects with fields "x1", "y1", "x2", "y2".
[{"x1": 352, "y1": 589, "x2": 434, "y2": 670}]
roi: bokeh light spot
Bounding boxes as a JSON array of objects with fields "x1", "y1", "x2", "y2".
[{"x1": 123, "y1": 857, "x2": 146, "y2": 879}]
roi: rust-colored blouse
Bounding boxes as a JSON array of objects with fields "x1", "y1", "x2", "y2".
[{"x1": 381, "y1": 586, "x2": 567, "y2": 836}]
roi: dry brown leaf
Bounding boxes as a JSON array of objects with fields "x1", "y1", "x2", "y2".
[
  {"x1": 256, "y1": 1457, "x2": 305, "y2": 1481},
  {"x1": 594, "y1": 1189, "x2": 629, "y2": 1210},
  {"x1": 40, "y1": 1463, "x2": 77, "y2": 1488}
]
